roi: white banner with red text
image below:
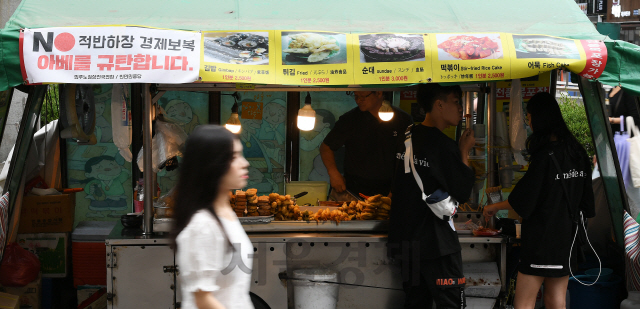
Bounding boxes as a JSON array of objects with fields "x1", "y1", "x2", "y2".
[{"x1": 20, "y1": 27, "x2": 201, "y2": 84}]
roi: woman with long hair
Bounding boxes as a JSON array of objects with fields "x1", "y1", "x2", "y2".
[
  {"x1": 483, "y1": 92, "x2": 595, "y2": 309},
  {"x1": 170, "y1": 125, "x2": 253, "y2": 309}
]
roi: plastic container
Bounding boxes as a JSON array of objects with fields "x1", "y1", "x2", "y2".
[
  {"x1": 292, "y1": 269, "x2": 339, "y2": 309},
  {"x1": 621, "y1": 291, "x2": 640, "y2": 309},
  {"x1": 568, "y1": 274, "x2": 622, "y2": 309}
]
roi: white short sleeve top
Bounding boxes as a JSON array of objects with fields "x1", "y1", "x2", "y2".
[{"x1": 176, "y1": 209, "x2": 254, "y2": 309}]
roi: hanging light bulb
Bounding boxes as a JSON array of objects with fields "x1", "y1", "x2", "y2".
[
  {"x1": 225, "y1": 93, "x2": 242, "y2": 133},
  {"x1": 378, "y1": 100, "x2": 394, "y2": 121},
  {"x1": 297, "y1": 92, "x2": 316, "y2": 131}
]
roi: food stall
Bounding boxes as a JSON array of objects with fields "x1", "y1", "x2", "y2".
[{"x1": 0, "y1": 0, "x2": 636, "y2": 308}]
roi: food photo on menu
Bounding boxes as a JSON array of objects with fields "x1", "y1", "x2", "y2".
[
  {"x1": 436, "y1": 33, "x2": 503, "y2": 60},
  {"x1": 281, "y1": 32, "x2": 347, "y2": 65},
  {"x1": 203, "y1": 32, "x2": 269, "y2": 65},
  {"x1": 512, "y1": 35, "x2": 580, "y2": 59},
  {"x1": 358, "y1": 33, "x2": 425, "y2": 63}
]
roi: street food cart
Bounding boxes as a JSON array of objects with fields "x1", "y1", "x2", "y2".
[{"x1": 0, "y1": 0, "x2": 636, "y2": 308}]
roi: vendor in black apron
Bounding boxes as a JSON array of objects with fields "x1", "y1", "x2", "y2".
[{"x1": 320, "y1": 91, "x2": 412, "y2": 197}]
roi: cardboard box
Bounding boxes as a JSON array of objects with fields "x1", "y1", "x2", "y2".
[
  {"x1": 0, "y1": 292, "x2": 19, "y2": 309},
  {"x1": 0, "y1": 274, "x2": 41, "y2": 309},
  {"x1": 17, "y1": 233, "x2": 68, "y2": 278},
  {"x1": 77, "y1": 285, "x2": 106, "y2": 309},
  {"x1": 18, "y1": 194, "x2": 75, "y2": 233}
]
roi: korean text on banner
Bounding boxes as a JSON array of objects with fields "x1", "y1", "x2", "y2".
[
  {"x1": 20, "y1": 27, "x2": 201, "y2": 84},
  {"x1": 578, "y1": 40, "x2": 607, "y2": 80},
  {"x1": 200, "y1": 31, "x2": 276, "y2": 84},
  {"x1": 275, "y1": 31, "x2": 354, "y2": 85},
  {"x1": 352, "y1": 33, "x2": 429, "y2": 84},
  {"x1": 430, "y1": 33, "x2": 512, "y2": 83}
]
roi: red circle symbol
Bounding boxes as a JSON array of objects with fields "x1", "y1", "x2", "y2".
[{"x1": 54, "y1": 33, "x2": 75, "y2": 52}]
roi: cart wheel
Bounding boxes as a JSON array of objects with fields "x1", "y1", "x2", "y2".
[{"x1": 250, "y1": 292, "x2": 271, "y2": 309}]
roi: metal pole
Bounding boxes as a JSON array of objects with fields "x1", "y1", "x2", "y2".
[
  {"x1": 143, "y1": 84, "x2": 154, "y2": 235},
  {"x1": 465, "y1": 91, "x2": 473, "y2": 129},
  {"x1": 487, "y1": 83, "x2": 497, "y2": 188}
]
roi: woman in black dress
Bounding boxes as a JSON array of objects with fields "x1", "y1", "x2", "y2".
[{"x1": 483, "y1": 92, "x2": 595, "y2": 309}]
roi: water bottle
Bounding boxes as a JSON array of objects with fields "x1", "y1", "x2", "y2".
[{"x1": 134, "y1": 178, "x2": 144, "y2": 213}]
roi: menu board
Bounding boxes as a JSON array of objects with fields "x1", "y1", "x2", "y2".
[
  {"x1": 200, "y1": 30, "x2": 276, "y2": 84},
  {"x1": 197, "y1": 31, "x2": 606, "y2": 85},
  {"x1": 274, "y1": 31, "x2": 354, "y2": 85},
  {"x1": 507, "y1": 34, "x2": 586, "y2": 80},
  {"x1": 430, "y1": 33, "x2": 512, "y2": 83},
  {"x1": 352, "y1": 33, "x2": 429, "y2": 84}
]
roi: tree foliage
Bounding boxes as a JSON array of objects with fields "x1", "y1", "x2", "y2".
[
  {"x1": 557, "y1": 94, "x2": 595, "y2": 158},
  {"x1": 41, "y1": 85, "x2": 60, "y2": 126}
]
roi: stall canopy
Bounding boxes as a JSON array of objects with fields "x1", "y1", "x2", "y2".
[{"x1": 0, "y1": 0, "x2": 638, "y2": 93}]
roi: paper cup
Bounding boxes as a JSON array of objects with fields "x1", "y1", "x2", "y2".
[{"x1": 515, "y1": 223, "x2": 521, "y2": 239}]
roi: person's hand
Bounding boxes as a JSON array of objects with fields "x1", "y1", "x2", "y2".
[
  {"x1": 459, "y1": 128, "x2": 475, "y2": 154},
  {"x1": 329, "y1": 173, "x2": 346, "y2": 193},
  {"x1": 483, "y1": 204, "x2": 497, "y2": 219}
]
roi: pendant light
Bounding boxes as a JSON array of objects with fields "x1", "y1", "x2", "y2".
[
  {"x1": 297, "y1": 92, "x2": 316, "y2": 131},
  {"x1": 378, "y1": 100, "x2": 394, "y2": 121},
  {"x1": 225, "y1": 92, "x2": 242, "y2": 134}
]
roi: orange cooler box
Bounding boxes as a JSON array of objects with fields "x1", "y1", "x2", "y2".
[{"x1": 71, "y1": 221, "x2": 116, "y2": 287}]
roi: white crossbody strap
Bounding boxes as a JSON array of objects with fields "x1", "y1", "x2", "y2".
[{"x1": 404, "y1": 130, "x2": 429, "y2": 201}]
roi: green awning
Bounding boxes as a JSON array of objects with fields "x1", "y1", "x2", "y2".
[{"x1": 1, "y1": 0, "x2": 635, "y2": 92}]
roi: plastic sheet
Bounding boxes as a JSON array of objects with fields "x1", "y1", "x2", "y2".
[
  {"x1": 111, "y1": 84, "x2": 133, "y2": 162},
  {"x1": 509, "y1": 79, "x2": 527, "y2": 165},
  {"x1": 137, "y1": 120, "x2": 188, "y2": 173}
]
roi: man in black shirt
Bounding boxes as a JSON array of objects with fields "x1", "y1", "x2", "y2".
[
  {"x1": 321, "y1": 91, "x2": 412, "y2": 196},
  {"x1": 389, "y1": 84, "x2": 475, "y2": 308}
]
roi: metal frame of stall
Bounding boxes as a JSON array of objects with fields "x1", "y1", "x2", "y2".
[{"x1": 0, "y1": 73, "x2": 630, "y2": 308}]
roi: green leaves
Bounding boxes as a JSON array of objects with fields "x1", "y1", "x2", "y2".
[
  {"x1": 41, "y1": 85, "x2": 60, "y2": 126},
  {"x1": 558, "y1": 93, "x2": 594, "y2": 158}
]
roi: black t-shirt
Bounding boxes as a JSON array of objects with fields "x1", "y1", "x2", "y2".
[
  {"x1": 508, "y1": 142, "x2": 595, "y2": 276},
  {"x1": 609, "y1": 89, "x2": 640, "y2": 132},
  {"x1": 323, "y1": 106, "x2": 412, "y2": 196},
  {"x1": 389, "y1": 125, "x2": 475, "y2": 260}
]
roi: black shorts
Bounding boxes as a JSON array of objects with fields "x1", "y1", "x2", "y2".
[{"x1": 401, "y1": 252, "x2": 466, "y2": 309}]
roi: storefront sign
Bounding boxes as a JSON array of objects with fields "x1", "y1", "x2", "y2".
[
  {"x1": 508, "y1": 34, "x2": 589, "y2": 80},
  {"x1": 20, "y1": 27, "x2": 201, "y2": 84},
  {"x1": 578, "y1": 40, "x2": 608, "y2": 79},
  {"x1": 596, "y1": 0, "x2": 607, "y2": 14},
  {"x1": 352, "y1": 33, "x2": 428, "y2": 84},
  {"x1": 200, "y1": 31, "x2": 276, "y2": 84},
  {"x1": 430, "y1": 33, "x2": 512, "y2": 83},
  {"x1": 198, "y1": 31, "x2": 602, "y2": 85},
  {"x1": 19, "y1": 27, "x2": 605, "y2": 86},
  {"x1": 613, "y1": 4, "x2": 622, "y2": 17},
  {"x1": 578, "y1": 3, "x2": 588, "y2": 14},
  {"x1": 274, "y1": 31, "x2": 354, "y2": 85}
]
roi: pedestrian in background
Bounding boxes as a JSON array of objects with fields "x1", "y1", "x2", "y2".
[{"x1": 170, "y1": 125, "x2": 254, "y2": 309}]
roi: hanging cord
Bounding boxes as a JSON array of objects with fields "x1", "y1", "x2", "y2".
[{"x1": 568, "y1": 211, "x2": 601, "y2": 286}]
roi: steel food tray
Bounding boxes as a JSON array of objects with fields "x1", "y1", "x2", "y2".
[{"x1": 242, "y1": 220, "x2": 389, "y2": 232}]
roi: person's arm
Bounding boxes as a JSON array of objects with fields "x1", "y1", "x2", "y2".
[
  {"x1": 458, "y1": 128, "x2": 475, "y2": 167},
  {"x1": 194, "y1": 290, "x2": 226, "y2": 309},
  {"x1": 483, "y1": 200, "x2": 515, "y2": 219},
  {"x1": 320, "y1": 142, "x2": 346, "y2": 192}
]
